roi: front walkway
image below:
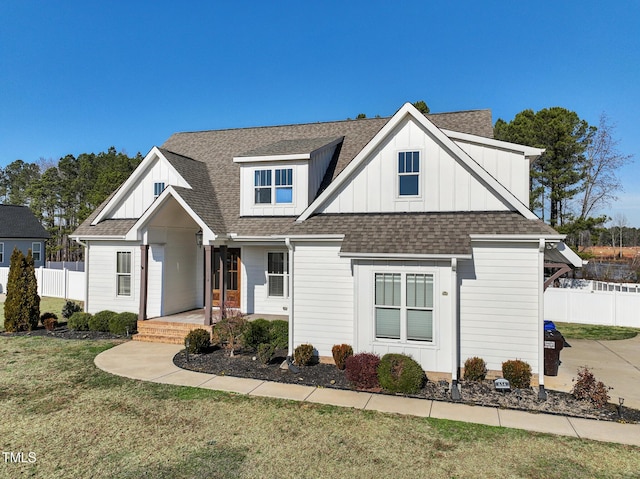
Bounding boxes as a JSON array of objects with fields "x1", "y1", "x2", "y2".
[{"x1": 95, "y1": 341, "x2": 640, "y2": 447}]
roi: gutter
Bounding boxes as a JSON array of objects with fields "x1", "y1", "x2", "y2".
[{"x1": 450, "y1": 258, "x2": 461, "y2": 400}]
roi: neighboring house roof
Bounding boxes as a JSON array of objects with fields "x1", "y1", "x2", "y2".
[{"x1": 0, "y1": 205, "x2": 50, "y2": 239}]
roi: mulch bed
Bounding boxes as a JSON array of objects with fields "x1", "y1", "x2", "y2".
[
  {"x1": 1, "y1": 325, "x2": 130, "y2": 341},
  {"x1": 174, "y1": 346, "x2": 640, "y2": 424}
]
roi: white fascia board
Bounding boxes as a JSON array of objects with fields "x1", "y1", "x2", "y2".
[
  {"x1": 444, "y1": 130, "x2": 545, "y2": 159},
  {"x1": 124, "y1": 186, "x2": 216, "y2": 242},
  {"x1": 297, "y1": 102, "x2": 537, "y2": 223},
  {"x1": 233, "y1": 153, "x2": 311, "y2": 163},
  {"x1": 338, "y1": 252, "x2": 472, "y2": 260},
  {"x1": 470, "y1": 234, "x2": 566, "y2": 241},
  {"x1": 92, "y1": 147, "x2": 190, "y2": 225},
  {"x1": 69, "y1": 234, "x2": 128, "y2": 241},
  {"x1": 554, "y1": 242, "x2": 583, "y2": 268},
  {"x1": 230, "y1": 234, "x2": 345, "y2": 242}
]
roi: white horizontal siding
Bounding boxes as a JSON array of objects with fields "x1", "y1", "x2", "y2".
[
  {"x1": 459, "y1": 242, "x2": 541, "y2": 373},
  {"x1": 242, "y1": 245, "x2": 289, "y2": 315},
  {"x1": 293, "y1": 242, "x2": 354, "y2": 357},
  {"x1": 319, "y1": 117, "x2": 514, "y2": 215},
  {"x1": 87, "y1": 241, "x2": 140, "y2": 314}
]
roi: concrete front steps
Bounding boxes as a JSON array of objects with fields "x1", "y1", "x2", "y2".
[{"x1": 132, "y1": 320, "x2": 213, "y2": 345}]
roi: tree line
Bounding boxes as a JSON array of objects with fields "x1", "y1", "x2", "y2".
[{"x1": 0, "y1": 147, "x2": 142, "y2": 262}]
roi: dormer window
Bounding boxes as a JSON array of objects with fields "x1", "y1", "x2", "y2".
[
  {"x1": 398, "y1": 151, "x2": 420, "y2": 196},
  {"x1": 254, "y1": 168, "x2": 293, "y2": 205},
  {"x1": 153, "y1": 182, "x2": 165, "y2": 199}
]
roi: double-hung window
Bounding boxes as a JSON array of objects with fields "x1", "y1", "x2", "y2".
[
  {"x1": 0, "y1": 243, "x2": 4, "y2": 264},
  {"x1": 116, "y1": 251, "x2": 132, "y2": 297},
  {"x1": 153, "y1": 182, "x2": 165, "y2": 199},
  {"x1": 375, "y1": 272, "x2": 434, "y2": 342},
  {"x1": 398, "y1": 151, "x2": 420, "y2": 196},
  {"x1": 255, "y1": 168, "x2": 293, "y2": 205},
  {"x1": 267, "y1": 252, "x2": 288, "y2": 297},
  {"x1": 32, "y1": 242, "x2": 41, "y2": 262}
]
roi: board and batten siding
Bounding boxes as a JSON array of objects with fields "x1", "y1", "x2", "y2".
[
  {"x1": 86, "y1": 241, "x2": 141, "y2": 314},
  {"x1": 242, "y1": 245, "x2": 289, "y2": 315},
  {"x1": 318, "y1": 117, "x2": 513, "y2": 215},
  {"x1": 110, "y1": 155, "x2": 189, "y2": 219},
  {"x1": 353, "y1": 259, "x2": 453, "y2": 373},
  {"x1": 459, "y1": 241, "x2": 541, "y2": 373},
  {"x1": 292, "y1": 242, "x2": 354, "y2": 357}
]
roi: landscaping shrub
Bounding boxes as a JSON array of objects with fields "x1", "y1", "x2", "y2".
[
  {"x1": 331, "y1": 344, "x2": 353, "y2": 370},
  {"x1": 377, "y1": 353, "x2": 426, "y2": 394},
  {"x1": 62, "y1": 300, "x2": 82, "y2": 320},
  {"x1": 3, "y1": 248, "x2": 39, "y2": 332},
  {"x1": 345, "y1": 352, "x2": 381, "y2": 389},
  {"x1": 257, "y1": 343, "x2": 277, "y2": 365},
  {"x1": 212, "y1": 311, "x2": 247, "y2": 356},
  {"x1": 40, "y1": 312, "x2": 58, "y2": 331},
  {"x1": 242, "y1": 318, "x2": 271, "y2": 351},
  {"x1": 502, "y1": 359, "x2": 532, "y2": 389},
  {"x1": 89, "y1": 310, "x2": 117, "y2": 332},
  {"x1": 571, "y1": 366, "x2": 611, "y2": 408},
  {"x1": 463, "y1": 356, "x2": 487, "y2": 381},
  {"x1": 109, "y1": 312, "x2": 138, "y2": 335},
  {"x1": 294, "y1": 343, "x2": 315, "y2": 366},
  {"x1": 185, "y1": 328, "x2": 211, "y2": 354},
  {"x1": 268, "y1": 320, "x2": 289, "y2": 350},
  {"x1": 68, "y1": 312, "x2": 92, "y2": 331}
]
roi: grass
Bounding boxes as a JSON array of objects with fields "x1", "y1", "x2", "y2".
[
  {"x1": 555, "y1": 322, "x2": 640, "y2": 340},
  {"x1": 0, "y1": 296, "x2": 83, "y2": 332},
  {"x1": 0, "y1": 336, "x2": 639, "y2": 478}
]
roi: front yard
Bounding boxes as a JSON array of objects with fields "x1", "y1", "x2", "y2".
[{"x1": 1, "y1": 336, "x2": 639, "y2": 478}]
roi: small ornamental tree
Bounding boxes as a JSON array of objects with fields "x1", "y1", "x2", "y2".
[{"x1": 4, "y1": 248, "x2": 40, "y2": 332}]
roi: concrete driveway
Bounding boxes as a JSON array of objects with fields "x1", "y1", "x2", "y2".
[{"x1": 545, "y1": 335, "x2": 640, "y2": 410}]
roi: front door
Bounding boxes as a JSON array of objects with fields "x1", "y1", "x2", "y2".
[{"x1": 213, "y1": 248, "x2": 241, "y2": 308}]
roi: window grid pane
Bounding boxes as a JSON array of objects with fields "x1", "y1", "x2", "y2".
[
  {"x1": 117, "y1": 252, "x2": 131, "y2": 274},
  {"x1": 275, "y1": 187, "x2": 293, "y2": 203},
  {"x1": 407, "y1": 309, "x2": 433, "y2": 341},
  {"x1": 255, "y1": 187, "x2": 271, "y2": 204},
  {"x1": 376, "y1": 307, "x2": 401, "y2": 339},
  {"x1": 375, "y1": 273, "x2": 400, "y2": 306}
]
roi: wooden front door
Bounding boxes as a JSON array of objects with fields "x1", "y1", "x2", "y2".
[{"x1": 213, "y1": 248, "x2": 241, "y2": 308}]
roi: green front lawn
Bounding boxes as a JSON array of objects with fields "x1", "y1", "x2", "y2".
[
  {"x1": 0, "y1": 296, "x2": 82, "y2": 332},
  {"x1": 0, "y1": 336, "x2": 639, "y2": 478},
  {"x1": 555, "y1": 322, "x2": 640, "y2": 340}
]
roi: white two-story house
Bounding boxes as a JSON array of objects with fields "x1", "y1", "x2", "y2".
[{"x1": 72, "y1": 103, "x2": 580, "y2": 391}]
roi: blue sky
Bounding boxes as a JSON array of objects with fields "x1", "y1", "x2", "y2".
[{"x1": 1, "y1": 1, "x2": 639, "y2": 225}]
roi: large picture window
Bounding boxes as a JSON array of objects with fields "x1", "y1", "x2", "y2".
[
  {"x1": 255, "y1": 168, "x2": 293, "y2": 205},
  {"x1": 398, "y1": 151, "x2": 420, "y2": 196},
  {"x1": 267, "y1": 252, "x2": 288, "y2": 297},
  {"x1": 116, "y1": 251, "x2": 132, "y2": 297},
  {"x1": 375, "y1": 272, "x2": 434, "y2": 342}
]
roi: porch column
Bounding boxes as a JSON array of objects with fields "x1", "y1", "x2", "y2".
[
  {"x1": 219, "y1": 245, "x2": 227, "y2": 319},
  {"x1": 139, "y1": 244, "x2": 149, "y2": 321},
  {"x1": 204, "y1": 245, "x2": 212, "y2": 325}
]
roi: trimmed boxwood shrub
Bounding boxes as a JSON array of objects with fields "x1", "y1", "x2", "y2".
[
  {"x1": 62, "y1": 300, "x2": 82, "y2": 320},
  {"x1": 257, "y1": 343, "x2": 277, "y2": 365},
  {"x1": 377, "y1": 353, "x2": 426, "y2": 394},
  {"x1": 294, "y1": 343, "x2": 315, "y2": 366},
  {"x1": 40, "y1": 312, "x2": 58, "y2": 330},
  {"x1": 502, "y1": 359, "x2": 532, "y2": 389},
  {"x1": 345, "y1": 352, "x2": 380, "y2": 389},
  {"x1": 185, "y1": 328, "x2": 211, "y2": 354},
  {"x1": 109, "y1": 312, "x2": 138, "y2": 335},
  {"x1": 463, "y1": 356, "x2": 487, "y2": 382},
  {"x1": 242, "y1": 318, "x2": 271, "y2": 351},
  {"x1": 269, "y1": 320, "x2": 289, "y2": 350},
  {"x1": 89, "y1": 310, "x2": 117, "y2": 332},
  {"x1": 68, "y1": 312, "x2": 92, "y2": 331},
  {"x1": 331, "y1": 344, "x2": 353, "y2": 370}
]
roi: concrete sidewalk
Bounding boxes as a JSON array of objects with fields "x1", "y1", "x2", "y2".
[{"x1": 95, "y1": 341, "x2": 640, "y2": 447}]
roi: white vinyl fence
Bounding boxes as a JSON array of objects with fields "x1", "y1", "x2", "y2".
[
  {"x1": 545, "y1": 281, "x2": 640, "y2": 328},
  {"x1": 0, "y1": 267, "x2": 85, "y2": 302}
]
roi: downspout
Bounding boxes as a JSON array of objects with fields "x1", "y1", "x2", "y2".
[
  {"x1": 450, "y1": 258, "x2": 461, "y2": 400},
  {"x1": 75, "y1": 239, "x2": 89, "y2": 313},
  {"x1": 538, "y1": 239, "x2": 547, "y2": 400},
  {"x1": 285, "y1": 237, "x2": 295, "y2": 360}
]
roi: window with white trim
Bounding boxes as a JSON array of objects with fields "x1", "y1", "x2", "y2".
[
  {"x1": 267, "y1": 252, "x2": 288, "y2": 297},
  {"x1": 0, "y1": 243, "x2": 4, "y2": 263},
  {"x1": 32, "y1": 242, "x2": 41, "y2": 262},
  {"x1": 375, "y1": 272, "x2": 434, "y2": 342},
  {"x1": 398, "y1": 151, "x2": 420, "y2": 196},
  {"x1": 116, "y1": 251, "x2": 132, "y2": 297},
  {"x1": 254, "y1": 168, "x2": 293, "y2": 205},
  {"x1": 153, "y1": 182, "x2": 165, "y2": 199}
]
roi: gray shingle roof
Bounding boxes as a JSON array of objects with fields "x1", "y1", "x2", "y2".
[
  {"x1": 237, "y1": 136, "x2": 343, "y2": 158},
  {"x1": 0, "y1": 205, "x2": 50, "y2": 239}
]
